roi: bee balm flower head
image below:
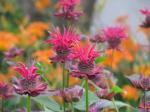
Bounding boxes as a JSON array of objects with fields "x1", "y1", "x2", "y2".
[
  {"x1": 0, "y1": 82, "x2": 13, "y2": 99},
  {"x1": 13, "y1": 62, "x2": 47, "y2": 97},
  {"x1": 54, "y1": 0, "x2": 82, "y2": 20},
  {"x1": 69, "y1": 45, "x2": 102, "y2": 79},
  {"x1": 46, "y1": 27, "x2": 79, "y2": 63},
  {"x1": 103, "y1": 26, "x2": 127, "y2": 49}
]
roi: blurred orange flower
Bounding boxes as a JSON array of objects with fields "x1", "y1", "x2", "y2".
[
  {"x1": 122, "y1": 85, "x2": 139, "y2": 101},
  {"x1": 102, "y1": 38, "x2": 138, "y2": 70},
  {"x1": 0, "y1": 32, "x2": 18, "y2": 51},
  {"x1": 0, "y1": 74, "x2": 6, "y2": 83},
  {"x1": 134, "y1": 64, "x2": 150, "y2": 76},
  {"x1": 33, "y1": 49, "x2": 55, "y2": 64},
  {"x1": 27, "y1": 22, "x2": 49, "y2": 38},
  {"x1": 35, "y1": 0, "x2": 51, "y2": 11}
]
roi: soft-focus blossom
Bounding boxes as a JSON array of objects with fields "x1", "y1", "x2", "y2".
[
  {"x1": 90, "y1": 33, "x2": 106, "y2": 43},
  {"x1": 13, "y1": 63, "x2": 47, "y2": 97},
  {"x1": 96, "y1": 89, "x2": 115, "y2": 100},
  {"x1": 0, "y1": 83, "x2": 13, "y2": 99},
  {"x1": 4, "y1": 47, "x2": 24, "y2": 59},
  {"x1": 121, "y1": 85, "x2": 139, "y2": 101},
  {"x1": 0, "y1": 32, "x2": 18, "y2": 51},
  {"x1": 33, "y1": 49, "x2": 55, "y2": 64},
  {"x1": 54, "y1": 0, "x2": 82, "y2": 20},
  {"x1": 27, "y1": 22, "x2": 49, "y2": 38},
  {"x1": 35, "y1": 0, "x2": 51, "y2": 11},
  {"x1": 46, "y1": 27, "x2": 79, "y2": 63},
  {"x1": 69, "y1": 45, "x2": 102, "y2": 79},
  {"x1": 49, "y1": 85, "x2": 83, "y2": 103},
  {"x1": 103, "y1": 26, "x2": 128, "y2": 49},
  {"x1": 127, "y1": 74, "x2": 150, "y2": 91},
  {"x1": 140, "y1": 8, "x2": 150, "y2": 28},
  {"x1": 102, "y1": 38, "x2": 137, "y2": 70}
]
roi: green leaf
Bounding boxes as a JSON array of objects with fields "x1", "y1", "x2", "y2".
[
  {"x1": 74, "y1": 91, "x2": 99, "y2": 111},
  {"x1": 33, "y1": 96, "x2": 61, "y2": 112},
  {"x1": 95, "y1": 56, "x2": 107, "y2": 64},
  {"x1": 111, "y1": 86, "x2": 123, "y2": 94},
  {"x1": 35, "y1": 62, "x2": 43, "y2": 69}
]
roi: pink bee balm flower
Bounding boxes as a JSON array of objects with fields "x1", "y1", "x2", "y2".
[
  {"x1": 69, "y1": 45, "x2": 102, "y2": 79},
  {"x1": 54, "y1": 0, "x2": 82, "y2": 20},
  {"x1": 46, "y1": 27, "x2": 80, "y2": 63},
  {"x1": 0, "y1": 83, "x2": 13, "y2": 99},
  {"x1": 103, "y1": 26, "x2": 127, "y2": 49},
  {"x1": 140, "y1": 8, "x2": 150, "y2": 28},
  {"x1": 13, "y1": 63, "x2": 47, "y2": 97}
]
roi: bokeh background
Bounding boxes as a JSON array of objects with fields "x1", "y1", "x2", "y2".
[{"x1": 0, "y1": 0, "x2": 150, "y2": 111}]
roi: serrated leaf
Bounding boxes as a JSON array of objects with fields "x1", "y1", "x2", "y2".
[
  {"x1": 95, "y1": 56, "x2": 107, "y2": 64},
  {"x1": 111, "y1": 86, "x2": 123, "y2": 94}
]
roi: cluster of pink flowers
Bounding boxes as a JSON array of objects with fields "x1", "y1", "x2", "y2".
[{"x1": 54, "y1": 0, "x2": 82, "y2": 20}]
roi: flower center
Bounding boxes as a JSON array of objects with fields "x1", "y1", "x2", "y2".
[
  {"x1": 56, "y1": 46, "x2": 70, "y2": 57},
  {"x1": 20, "y1": 78, "x2": 36, "y2": 91},
  {"x1": 140, "y1": 77, "x2": 150, "y2": 90},
  {"x1": 108, "y1": 38, "x2": 121, "y2": 49},
  {"x1": 78, "y1": 61, "x2": 94, "y2": 73}
]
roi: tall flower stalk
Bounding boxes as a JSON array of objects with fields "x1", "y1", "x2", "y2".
[
  {"x1": 85, "y1": 78, "x2": 89, "y2": 112},
  {"x1": 27, "y1": 95, "x2": 31, "y2": 112}
]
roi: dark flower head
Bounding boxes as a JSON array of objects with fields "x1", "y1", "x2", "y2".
[
  {"x1": 140, "y1": 8, "x2": 150, "y2": 28},
  {"x1": 90, "y1": 34, "x2": 106, "y2": 43},
  {"x1": 103, "y1": 26, "x2": 127, "y2": 49},
  {"x1": 46, "y1": 27, "x2": 79, "y2": 63},
  {"x1": 13, "y1": 62, "x2": 47, "y2": 97},
  {"x1": 0, "y1": 82, "x2": 13, "y2": 99},
  {"x1": 4, "y1": 47, "x2": 23, "y2": 59},
  {"x1": 96, "y1": 89, "x2": 115, "y2": 100},
  {"x1": 69, "y1": 45, "x2": 102, "y2": 79},
  {"x1": 48, "y1": 85, "x2": 83, "y2": 103},
  {"x1": 54, "y1": 0, "x2": 82, "y2": 20},
  {"x1": 127, "y1": 74, "x2": 150, "y2": 91}
]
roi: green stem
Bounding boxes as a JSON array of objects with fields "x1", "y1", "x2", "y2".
[
  {"x1": 62, "y1": 63, "x2": 66, "y2": 112},
  {"x1": 66, "y1": 73, "x2": 69, "y2": 88},
  {"x1": 144, "y1": 91, "x2": 146, "y2": 108},
  {"x1": 110, "y1": 50, "x2": 119, "y2": 112},
  {"x1": 27, "y1": 95, "x2": 31, "y2": 112},
  {"x1": 85, "y1": 78, "x2": 89, "y2": 112},
  {"x1": 1, "y1": 98, "x2": 3, "y2": 112},
  {"x1": 62, "y1": 63, "x2": 65, "y2": 89}
]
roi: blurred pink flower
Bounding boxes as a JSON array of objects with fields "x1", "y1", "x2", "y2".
[
  {"x1": 48, "y1": 85, "x2": 83, "y2": 103},
  {"x1": 54, "y1": 0, "x2": 82, "y2": 20},
  {"x1": 13, "y1": 63, "x2": 47, "y2": 97},
  {"x1": 103, "y1": 26, "x2": 127, "y2": 49},
  {"x1": 46, "y1": 27, "x2": 79, "y2": 63},
  {"x1": 127, "y1": 74, "x2": 150, "y2": 91},
  {"x1": 69, "y1": 45, "x2": 102, "y2": 79},
  {"x1": 4, "y1": 47, "x2": 24, "y2": 59},
  {"x1": 0, "y1": 82, "x2": 13, "y2": 99},
  {"x1": 96, "y1": 89, "x2": 115, "y2": 100},
  {"x1": 140, "y1": 8, "x2": 150, "y2": 28}
]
